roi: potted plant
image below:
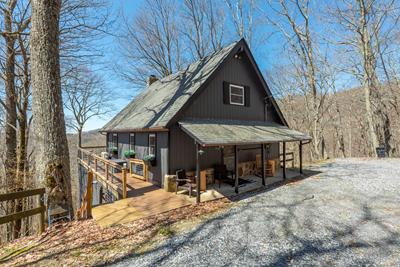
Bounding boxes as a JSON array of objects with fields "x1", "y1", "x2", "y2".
[
  {"x1": 109, "y1": 147, "x2": 118, "y2": 157},
  {"x1": 143, "y1": 154, "x2": 156, "y2": 166},
  {"x1": 124, "y1": 150, "x2": 136, "y2": 159}
]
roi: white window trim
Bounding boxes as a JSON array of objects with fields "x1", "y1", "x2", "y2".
[
  {"x1": 148, "y1": 133, "x2": 156, "y2": 155},
  {"x1": 229, "y1": 84, "x2": 245, "y2": 106},
  {"x1": 129, "y1": 133, "x2": 135, "y2": 151}
]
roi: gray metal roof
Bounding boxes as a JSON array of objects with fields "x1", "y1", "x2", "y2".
[
  {"x1": 101, "y1": 41, "x2": 238, "y2": 132},
  {"x1": 179, "y1": 119, "x2": 311, "y2": 146}
]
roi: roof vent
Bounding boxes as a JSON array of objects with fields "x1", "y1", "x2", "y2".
[{"x1": 147, "y1": 75, "x2": 158, "y2": 86}]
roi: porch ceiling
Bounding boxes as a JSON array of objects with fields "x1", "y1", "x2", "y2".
[{"x1": 179, "y1": 119, "x2": 311, "y2": 146}]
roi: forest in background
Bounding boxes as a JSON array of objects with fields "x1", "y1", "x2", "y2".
[{"x1": 0, "y1": 0, "x2": 399, "y2": 242}]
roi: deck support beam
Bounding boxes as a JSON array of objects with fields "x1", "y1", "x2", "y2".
[
  {"x1": 235, "y1": 145, "x2": 239, "y2": 194},
  {"x1": 196, "y1": 143, "x2": 201, "y2": 204},
  {"x1": 283, "y1": 142, "x2": 287, "y2": 180},
  {"x1": 299, "y1": 141, "x2": 303, "y2": 174},
  {"x1": 261, "y1": 144, "x2": 266, "y2": 186}
]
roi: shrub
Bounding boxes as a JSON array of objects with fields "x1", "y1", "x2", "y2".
[
  {"x1": 143, "y1": 154, "x2": 155, "y2": 161},
  {"x1": 124, "y1": 150, "x2": 136, "y2": 158},
  {"x1": 158, "y1": 226, "x2": 175, "y2": 237}
]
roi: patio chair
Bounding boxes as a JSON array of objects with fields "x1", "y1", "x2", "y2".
[
  {"x1": 213, "y1": 164, "x2": 235, "y2": 188},
  {"x1": 256, "y1": 155, "x2": 274, "y2": 177},
  {"x1": 175, "y1": 169, "x2": 197, "y2": 197}
]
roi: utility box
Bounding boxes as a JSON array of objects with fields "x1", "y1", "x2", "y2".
[{"x1": 376, "y1": 147, "x2": 386, "y2": 158}]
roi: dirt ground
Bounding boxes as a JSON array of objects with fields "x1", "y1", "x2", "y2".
[{"x1": 0, "y1": 199, "x2": 230, "y2": 267}]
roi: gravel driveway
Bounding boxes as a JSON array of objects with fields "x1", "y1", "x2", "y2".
[{"x1": 111, "y1": 159, "x2": 400, "y2": 266}]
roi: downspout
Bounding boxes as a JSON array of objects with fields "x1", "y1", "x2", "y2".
[{"x1": 264, "y1": 97, "x2": 269, "y2": 122}]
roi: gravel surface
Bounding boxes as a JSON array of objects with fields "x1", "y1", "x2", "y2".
[{"x1": 111, "y1": 159, "x2": 400, "y2": 267}]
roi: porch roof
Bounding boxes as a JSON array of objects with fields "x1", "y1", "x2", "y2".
[{"x1": 178, "y1": 119, "x2": 311, "y2": 146}]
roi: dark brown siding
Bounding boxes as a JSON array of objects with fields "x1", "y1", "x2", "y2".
[
  {"x1": 181, "y1": 54, "x2": 282, "y2": 123},
  {"x1": 168, "y1": 52, "x2": 283, "y2": 173},
  {"x1": 169, "y1": 124, "x2": 196, "y2": 172},
  {"x1": 118, "y1": 133, "x2": 129, "y2": 158}
]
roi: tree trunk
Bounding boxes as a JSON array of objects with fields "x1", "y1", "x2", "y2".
[
  {"x1": 30, "y1": 0, "x2": 73, "y2": 213},
  {"x1": 358, "y1": 0, "x2": 379, "y2": 157},
  {"x1": 3, "y1": 0, "x2": 19, "y2": 240},
  {"x1": 78, "y1": 128, "x2": 82, "y2": 148}
]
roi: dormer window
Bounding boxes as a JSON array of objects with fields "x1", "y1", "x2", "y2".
[{"x1": 229, "y1": 84, "x2": 245, "y2": 106}]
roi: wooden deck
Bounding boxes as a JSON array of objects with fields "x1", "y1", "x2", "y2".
[
  {"x1": 92, "y1": 174, "x2": 192, "y2": 227},
  {"x1": 79, "y1": 147, "x2": 303, "y2": 227}
]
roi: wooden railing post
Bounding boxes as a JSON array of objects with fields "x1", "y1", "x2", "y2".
[
  {"x1": 87, "y1": 171, "x2": 93, "y2": 218},
  {"x1": 122, "y1": 168, "x2": 127, "y2": 199},
  {"x1": 95, "y1": 158, "x2": 98, "y2": 172},
  {"x1": 105, "y1": 163, "x2": 109, "y2": 181},
  {"x1": 39, "y1": 191, "x2": 45, "y2": 233}
]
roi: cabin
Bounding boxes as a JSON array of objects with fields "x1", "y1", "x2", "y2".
[{"x1": 98, "y1": 39, "x2": 310, "y2": 204}]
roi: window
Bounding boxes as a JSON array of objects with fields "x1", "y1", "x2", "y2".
[
  {"x1": 229, "y1": 84, "x2": 245, "y2": 106},
  {"x1": 108, "y1": 133, "x2": 118, "y2": 156},
  {"x1": 148, "y1": 133, "x2": 156, "y2": 155},
  {"x1": 112, "y1": 133, "x2": 118, "y2": 149},
  {"x1": 129, "y1": 133, "x2": 135, "y2": 151},
  {"x1": 107, "y1": 133, "x2": 113, "y2": 150}
]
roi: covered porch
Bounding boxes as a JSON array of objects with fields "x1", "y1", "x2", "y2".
[{"x1": 178, "y1": 119, "x2": 311, "y2": 204}]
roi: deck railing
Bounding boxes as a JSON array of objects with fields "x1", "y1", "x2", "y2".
[
  {"x1": 129, "y1": 158, "x2": 148, "y2": 181},
  {"x1": 77, "y1": 147, "x2": 128, "y2": 201},
  {"x1": 280, "y1": 151, "x2": 295, "y2": 168}
]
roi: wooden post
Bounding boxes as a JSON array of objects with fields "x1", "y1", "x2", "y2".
[
  {"x1": 234, "y1": 145, "x2": 239, "y2": 194},
  {"x1": 105, "y1": 163, "x2": 109, "y2": 181},
  {"x1": 144, "y1": 161, "x2": 148, "y2": 181},
  {"x1": 122, "y1": 168, "x2": 127, "y2": 199},
  {"x1": 95, "y1": 158, "x2": 97, "y2": 172},
  {"x1": 87, "y1": 171, "x2": 93, "y2": 218},
  {"x1": 299, "y1": 141, "x2": 303, "y2": 174},
  {"x1": 220, "y1": 146, "x2": 224, "y2": 165},
  {"x1": 196, "y1": 143, "x2": 201, "y2": 204},
  {"x1": 261, "y1": 144, "x2": 266, "y2": 186},
  {"x1": 292, "y1": 153, "x2": 295, "y2": 168},
  {"x1": 39, "y1": 191, "x2": 45, "y2": 233},
  {"x1": 283, "y1": 142, "x2": 287, "y2": 179}
]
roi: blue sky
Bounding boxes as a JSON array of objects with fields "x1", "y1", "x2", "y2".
[{"x1": 79, "y1": 0, "x2": 356, "y2": 132}]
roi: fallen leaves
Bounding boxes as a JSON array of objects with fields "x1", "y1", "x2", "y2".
[{"x1": 0, "y1": 199, "x2": 230, "y2": 267}]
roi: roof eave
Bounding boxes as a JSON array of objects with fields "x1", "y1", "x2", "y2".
[{"x1": 99, "y1": 126, "x2": 169, "y2": 134}]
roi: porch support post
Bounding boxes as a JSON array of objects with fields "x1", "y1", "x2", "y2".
[
  {"x1": 234, "y1": 145, "x2": 239, "y2": 194},
  {"x1": 283, "y1": 142, "x2": 287, "y2": 180},
  {"x1": 196, "y1": 143, "x2": 201, "y2": 204},
  {"x1": 299, "y1": 141, "x2": 303, "y2": 174},
  {"x1": 261, "y1": 143, "x2": 266, "y2": 186},
  {"x1": 220, "y1": 146, "x2": 224, "y2": 165}
]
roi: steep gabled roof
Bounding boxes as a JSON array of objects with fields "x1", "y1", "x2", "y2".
[
  {"x1": 102, "y1": 39, "x2": 288, "y2": 132},
  {"x1": 101, "y1": 41, "x2": 238, "y2": 132}
]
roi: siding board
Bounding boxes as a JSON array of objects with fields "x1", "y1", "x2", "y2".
[{"x1": 182, "y1": 55, "x2": 280, "y2": 123}]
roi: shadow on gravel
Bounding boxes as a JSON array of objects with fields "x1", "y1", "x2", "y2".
[
  {"x1": 224, "y1": 169, "x2": 322, "y2": 203},
  {"x1": 106, "y1": 163, "x2": 400, "y2": 267}
]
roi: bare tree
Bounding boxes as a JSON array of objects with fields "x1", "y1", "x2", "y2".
[
  {"x1": 224, "y1": 0, "x2": 256, "y2": 46},
  {"x1": 0, "y1": 0, "x2": 31, "y2": 240},
  {"x1": 182, "y1": 0, "x2": 226, "y2": 60},
  {"x1": 59, "y1": 0, "x2": 110, "y2": 76},
  {"x1": 328, "y1": 0, "x2": 400, "y2": 156},
  {"x1": 63, "y1": 67, "x2": 112, "y2": 147},
  {"x1": 205, "y1": 0, "x2": 225, "y2": 52},
  {"x1": 265, "y1": 0, "x2": 330, "y2": 160},
  {"x1": 119, "y1": 0, "x2": 183, "y2": 86},
  {"x1": 0, "y1": 0, "x2": 18, "y2": 202},
  {"x1": 30, "y1": 0, "x2": 72, "y2": 214}
]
